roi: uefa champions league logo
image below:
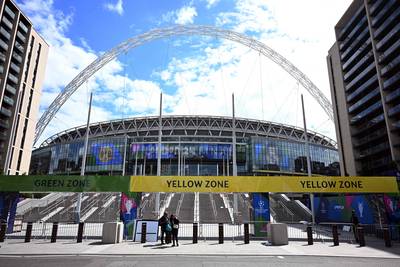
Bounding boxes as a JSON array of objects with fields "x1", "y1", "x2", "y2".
[
  {"x1": 255, "y1": 200, "x2": 267, "y2": 214},
  {"x1": 125, "y1": 199, "x2": 133, "y2": 214}
]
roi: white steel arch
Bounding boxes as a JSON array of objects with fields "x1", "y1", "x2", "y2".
[{"x1": 34, "y1": 25, "x2": 333, "y2": 145}]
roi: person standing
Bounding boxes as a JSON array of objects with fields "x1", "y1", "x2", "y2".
[
  {"x1": 158, "y1": 212, "x2": 169, "y2": 244},
  {"x1": 170, "y1": 214, "x2": 180, "y2": 247},
  {"x1": 351, "y1": 209, "x2": 359, "y2": 243}
]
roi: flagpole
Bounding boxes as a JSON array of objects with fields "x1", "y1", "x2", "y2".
[
  {"x1": 301, "y1": 94, "x2": 315, "y2": 225},
  {"x1": 155, "y1": 93, "x2": 162, "y2": 218},
  {"x1": 232, "y1": 94, "x2": 238, "y2": 221},
  {"x1": 75, "y1": 92, "x2": 92, "y2": 223}
]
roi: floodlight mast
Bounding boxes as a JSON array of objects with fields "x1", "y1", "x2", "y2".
[{"x1": 34, "y1": 25, "x2": 333, "y2": 145}]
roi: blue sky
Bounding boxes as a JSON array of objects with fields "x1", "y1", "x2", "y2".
[{"x1": 16, "y1": 0, "x2": 352, "y2": 146}]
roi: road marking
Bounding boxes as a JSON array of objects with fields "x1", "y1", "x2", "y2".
[
  {"x1": 0, "y1": 255, "x2": 23, "y2": 258},
  {"x1": 277, "y1": 256, "x2": 284, "y2": 259}
]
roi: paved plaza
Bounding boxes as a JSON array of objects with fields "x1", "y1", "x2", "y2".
[{"x1": 1, "y1": 239, "x2": 399, "y2": 259}]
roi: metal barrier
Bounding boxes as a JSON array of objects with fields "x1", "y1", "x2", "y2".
[{"x1": 3, "y1": 220, "x2": 398, "y2": 246}]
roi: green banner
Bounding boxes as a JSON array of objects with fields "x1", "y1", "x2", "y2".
[{"x1": 0, "y1": 175, "x2": 131, "y2": 192}]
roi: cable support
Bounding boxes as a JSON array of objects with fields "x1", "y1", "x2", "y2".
[{"x1": 34, "y1": 25, "x2": 333, "y2": 145}]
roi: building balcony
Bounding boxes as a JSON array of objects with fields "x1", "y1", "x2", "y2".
[
  {"x1": 353, "y1": 128, "x2": 387, "y2": 148},
  {"x1": 339, "y1": 17, "x2": 367, "y2": 52},
  {"x1": 18, "y1": 21, "x2": 29, "y2": 33},
  {"x1": 376, "y1": 24, "x2": 400, "y2": 52},
  {"x1": 2, "y1": 95, "x2": 14, "y2": 106},
  {"x1": 348, "y1": 88, "x2": 380, "y2": 114},
  {"x1": 379, "y1": 38, "x2": 400, "y2": 64},
  {"x1": 0, "y1": 27, "x2": 11, "y2": 40},
  {"x1": 0, "y1": 119, "x2": 9, "y2": 129},
  {"x1": 16, "y1": 31, "x2": 26, "y2": 43},
  {"x1": 386, "y1": 89, "x2": 400, "y2": 103},
  {"x1": 342, "y1": 40, "x2": 371, "y2": 72},
  {"x1": 346, "y1": 76, "x2": 378, "y2": 103},
  {"x1": 0, "y1": 131, "x2": 7, "y2": 141},
  {"x1": 1, "y1": 16, "x2": 13, "y2": 30},
  {"x1": 351, "y1": 113, "x2": 385, "y2": 137},
  {"x1": 370, "y1": 0, "x2": 386, "y2": 17},
  {"x1": 0, "y1": 52, "x2": 5, "y2": 62},
  {"x1": 337, "y1": 5, "x2": 365, "y2": 41},
  {"x1": 343, "y1": 53, "x2": 373, "y2": 82},
  {"x1": 388, "y1": 103, "x2": 400, "y2": 117},
  {"x1": 5, "y1": 84, "x2": 16, "y2": 95},
  {"x1": 14, "y1": 41, "x2": 24, "y2": 53},
  {"x1": 0, "y1": 107, "x2": 12, "y2": 117},
  {"x1": 374, "y1": 7, "x2": 400, "y2": 40},
  {"x1": 0, "y1": 39, "x2": 8, "y2": 51},
  {"x1": 383, "y1": 72, "x2": 400, "y2": 90},
  {"x1": 341, "y1": 27, "x2": 370, "y2": 62},
  {"x1": 350, "y1": 101, "x2": 382, "y2": 125},
  {"x1": 345, "y1": 61, "x2": 376, "y2": 91},
  {"x1": 8, "y1": 73, "x2": 18, "y2": 84},
  {"x1": 13, "y1": 52, "x2": 22, "y2": 63},
  {"x1": 381, "y1": 53, "x2": 400, "y2": 77},
  {"x1": 4, "y1": 5, "x2": 16, "y2": 20},
  {"x1": 10, "y1": 62, "x2": 20, "y2": 74},
  {"x1": 371, "y1": 0, "x2": 398, "y2": 28}
]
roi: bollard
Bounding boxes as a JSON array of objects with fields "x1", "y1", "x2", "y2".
[
  {"x1": 332, "y1": 224, "x2": 339, "y2": 246},
  {"x1": 218, "y1": 223, "x2": 224, "y2": 244},
  {"x1": 51, "y1": 222, "x2": 58, "y2": 243},
  {"x1": 193, "y1": 223, "x2": 198, "y2": 244},
  {"x1": 383, "y1": 227, "x2": 391, "y2": 247},
  {"x1": 25, "y1": 222, "x2": 33, "y2": 243},
  {"x1": 357, "y1": 226, "x2": 365, "y2": 247},
  {"x1": 244, "y1": 223, "x2": 249, "y2": 244},
  {"x1": 0, "y1": 222, "x2": 6, "y2": 242},
  {"x1": 77, "y1": 222, "x2": 84, "y2": 243},
  {"x1": 306, "y1": 226, "x2": 313, "y2": 245},
  {"x1": 141, "y1": 222, "x2": 147, "y2": 243}
]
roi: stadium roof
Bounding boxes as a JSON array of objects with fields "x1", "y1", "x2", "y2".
[{"x1": 39, "y1": 115, "x2": 337, "y2": 149}]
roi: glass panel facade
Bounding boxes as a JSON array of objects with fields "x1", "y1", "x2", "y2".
[{"x1": 31, "y1": 135, "x2": 339, "y2": 176}]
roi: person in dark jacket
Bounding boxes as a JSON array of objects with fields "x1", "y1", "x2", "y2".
[
  {"x1": 158, "y1": 212, "x2": 169, "y2": 244},
  {"x1": 351, "y1": 210, "x2": 359, "y2": 242},
  {"x1": 170, "y1": 214, "x2": 180, "y2": 246}
]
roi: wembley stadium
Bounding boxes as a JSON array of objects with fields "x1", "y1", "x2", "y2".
[
  {"x1": 30, "y1": 115, "x2": 339, "y2": 177},
  {"x1": 20, "y1": 115, "x2": 340, "y2": 225}
]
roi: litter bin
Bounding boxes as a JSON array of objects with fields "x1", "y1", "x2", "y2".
[{"x1": 267, "y1": 223, "x2": 288, "y2": 245}]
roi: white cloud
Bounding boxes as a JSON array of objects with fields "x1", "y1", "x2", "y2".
[
  {"x1": 104, "y1": 0, "x2": 124, "y2": 16},
  {"x1": 175, "y1": 6, "x2": 198, "y2": 25},
  {"x1": 18, "y1": 0, "x2": 127, "y2": 146},
  {"x1": 204, "y1": 0, "x2": 220, "y2": 9},
  {"x1": 154, "y1": 0, "x2": 352, "y2": 141}
]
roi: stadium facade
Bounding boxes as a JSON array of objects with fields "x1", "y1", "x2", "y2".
[{"x1": 29, "y1": 115, "x2": 340, "y2": 177}]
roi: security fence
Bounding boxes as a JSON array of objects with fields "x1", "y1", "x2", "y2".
[{"x1": 2, "y1": 221, "x2": 399, "y2": 245}]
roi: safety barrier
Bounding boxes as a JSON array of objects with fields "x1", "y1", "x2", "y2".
[{"x1": 3, "y1": 221, "x2": 398, "y2": 247}]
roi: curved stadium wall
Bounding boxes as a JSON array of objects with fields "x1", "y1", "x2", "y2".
[{"x1": 29, "y1": 115, "x2": 340, "y2": 176}]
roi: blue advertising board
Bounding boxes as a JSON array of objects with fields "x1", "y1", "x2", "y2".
[{"x1": 314, "y1": 194, "x2": 374, "y2": 224}]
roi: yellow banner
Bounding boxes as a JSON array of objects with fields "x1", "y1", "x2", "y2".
[{"x1": 129, "y1": 176, "x2": 399, "y2": 193}]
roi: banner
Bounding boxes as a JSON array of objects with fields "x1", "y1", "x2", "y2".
[
  {"x1": 314, "y1": 195, "x2": 374, "y2": 224},
  {"x1": 0, "y1": 192, "x2": 19, "y2": 233},
  {"x1": 252, "y1": 193, "x2": 270, "y2": 237},
  {"x1": 120, "y1": 192, "x2": 141, "y2": 239},
  {"x1": 130, "y1": 176, "x2": 399, "y2": 193},
  {"x1": 90, "y1": 143, "x2": 122, "y2": 165},
  {"x1": 0, "y1": 175, "x2": 130, "y2": 192},
  {"x1": 0, "y1": 175, "x2": 398, "y2": 193},
  {"x1": 383, "y1": 194, "x2": 400, "y2": 224}
]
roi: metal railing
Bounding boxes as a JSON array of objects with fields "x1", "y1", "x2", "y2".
[{"x1": 4, "y1": 221, "x2": 399, "y2": 244}]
